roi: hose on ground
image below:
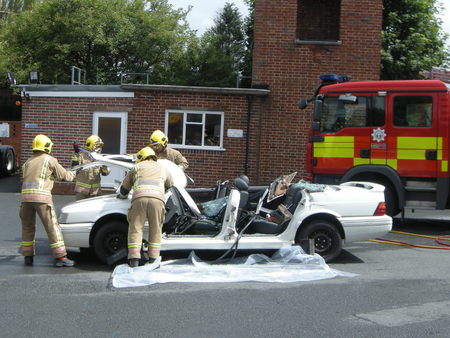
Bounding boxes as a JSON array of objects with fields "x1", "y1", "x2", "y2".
[{"x1": 369, "y1": 230, "x2": 450, "y2": 250}]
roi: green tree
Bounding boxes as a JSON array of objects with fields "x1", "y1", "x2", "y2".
[
  {"x1": 241, "y1": 0, "x2": 255, "y2": 88},
  {"x1": 195, "y1": 2, "x2": 246, "y2": 87},
  {"x1": 0, "y1": 0, "x2": 36, "y2": 20},
  {"x1": 381, "y1": 0, "x2": 449, "y2": 79},
  {"x1": 0, "y1": 0, "x2": 195, "y2": 84}
]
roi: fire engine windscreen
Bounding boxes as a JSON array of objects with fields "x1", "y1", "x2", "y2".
[{"x1": 320, "y1": 96, "x2": 385, "y2": 133}]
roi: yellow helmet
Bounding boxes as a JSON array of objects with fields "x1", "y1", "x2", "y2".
[
  {"x1": 32, "y1": 134, "x2": 53, "y2": 153},
  {"x1": 85, "y1": 135, "x2": 104, "y2": 151},
  {"x1": 149, "y1": 130, "x2": 168, "y2": 148},
  {"x1": 136, "y1": 147, "x2": 157, "y2": 163}
]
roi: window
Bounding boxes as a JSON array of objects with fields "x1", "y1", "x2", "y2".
[
  {"x1": 165, "y1": 110, "x2": 224, "y2": 149},
  {"x1": 393, "y1": 96, "x2": 432, "y2": 127},
  {"x1": 297, "y1": 0, "x2": 341, "y2": 42},
  {"x1": 321, "y1": 96, "x2": 385, "y2": 133}
]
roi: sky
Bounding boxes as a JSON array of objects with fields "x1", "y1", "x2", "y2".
[
  {"x1": 169, "y1": 0, "x2": 450, "y2": 48},
  {"x1": 439, "y1": 1, "x2": 450, "y2": 48},
  {"x1": 168, "y1": 0, "x2": 249, "y2": 35}
]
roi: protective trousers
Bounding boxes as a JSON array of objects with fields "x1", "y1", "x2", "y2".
[
  {"x1": 127, "y1": 197, "x2": 165, "y2": 259},
  {"x1": 19, "y1": 202, "x2": 67, "y2": 258}
]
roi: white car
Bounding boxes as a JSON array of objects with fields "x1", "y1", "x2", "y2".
[{"x1": 59, "y1": 152, "x2": 392, "y2": 264}]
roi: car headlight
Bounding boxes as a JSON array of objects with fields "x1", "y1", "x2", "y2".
[{"x1": 58, "y1": 212, "x2": 68, "y2": 224}]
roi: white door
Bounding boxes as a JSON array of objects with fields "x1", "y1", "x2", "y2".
[{"x1": 93, "y1": 112, "x2": 128, "y2": 188}]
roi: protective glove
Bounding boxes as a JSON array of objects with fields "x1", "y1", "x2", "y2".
[
  {"x1": 70, "y1": 168, "x2": 82, "y2": 176},
  {"x1": 73, "y1": 142, "x2": 80, "y2": 153},
  {"x1": 100, "y1": 165, "x2": 111, "y2": 176},
  {"x1": 116, "y1": 193, "x2": 128, "y2": 199}
]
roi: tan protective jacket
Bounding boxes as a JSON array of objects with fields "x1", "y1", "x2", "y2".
[
  {"x1": 73, "y1": 152, "x2": 109, "y2": 196},
  {"x1": 121, "y1": 160, "x2": 173, "y2": 202},
  {"x1": 21, "y1": 152, "x2": 75, "y2": 203},
  {"x1": 156, "y1": 147, "x2": 189, "y2": 171}
]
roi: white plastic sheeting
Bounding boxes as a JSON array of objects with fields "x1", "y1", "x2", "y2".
[{"x1": 111, "y1": 246, "x2": 357, "y2": 288}]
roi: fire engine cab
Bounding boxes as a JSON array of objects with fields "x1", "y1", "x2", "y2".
[{"x1": 300, "y1": 74, "x2": 450, "y2": 217}]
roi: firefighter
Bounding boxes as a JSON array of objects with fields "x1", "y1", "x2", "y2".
[
  {"x1": 149, "y1": 130, "x2": 189, "y2": 171},
  {"x1": 20, "y1": 134, "x2": 76, "y2": 267},
  {"x1": 118, "y1": 146, "x2": 173, "y2": 267},
  {"x1": 72, "y1": 135, "x2": 110, "y2": 200}
]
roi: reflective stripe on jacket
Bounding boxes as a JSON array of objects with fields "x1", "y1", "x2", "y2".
[
  {"x1": 74, "y1": 153, "x2": 109, "y2": 196},
  {"x1": 121, "y1": 160, "x2": 173, "y2": 202},
  {"x1": 21, "y1": 152, "x2": 75, "y2": 203}
]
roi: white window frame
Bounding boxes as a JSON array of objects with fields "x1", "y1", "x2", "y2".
[
  {"x1": 92, "y1": 111, "x2": 128, "y2": 154},
  {"x1": 165, "y1": 109, "x2": 225, "y2": 150}
]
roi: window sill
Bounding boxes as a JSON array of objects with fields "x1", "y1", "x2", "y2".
[
  {"x1": 170, "y1": 144, "x2": 226, "y2": 151},
  {"x1": 295, "y1": 40, "x2": 342, "y2": 46}
]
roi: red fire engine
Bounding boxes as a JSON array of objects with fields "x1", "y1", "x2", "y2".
[{"x1": 300, "y1": 74, "x2": 450, "y2": 217}]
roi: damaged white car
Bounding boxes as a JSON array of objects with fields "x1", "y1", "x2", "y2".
[{"x1": 59, "y1": 152, "x2": 392, "y2": 264}]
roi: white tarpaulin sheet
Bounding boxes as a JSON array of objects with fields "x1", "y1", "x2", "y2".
[{"x1": 111, "y1": 246, "x2": 357, "y2": 288}]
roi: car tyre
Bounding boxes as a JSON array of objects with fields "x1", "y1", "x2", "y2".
[
  {"x1": 296, "y1": 220, "x2": 342, "y2": 262},
  {"x1": 93, "y1": 221, "x2": 128, "y2": 264},
  {"x1": 0, "y1": 146, "x2": 16, "y2": 177},
  {"x1": 383, "y1": 185, "x2": 399, "y2": 217}
]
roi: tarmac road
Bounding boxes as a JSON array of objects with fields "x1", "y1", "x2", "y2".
[{"x1": 2, "y1": 174, "x2": 450, "y2": 337}]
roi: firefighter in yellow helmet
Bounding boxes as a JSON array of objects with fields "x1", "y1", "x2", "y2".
[
  {"x1": 20, "y1": 134, "x2": 76, "y2": 267},
  {"x1": 72, "y1": 135, "x2": 110, "y2": 200},
  {"x1": 149, "y1": 130, "x2": 189, "y2": 171},
  {"x1": 117, "y1": 146, "x2": 173, "y2": 267}
]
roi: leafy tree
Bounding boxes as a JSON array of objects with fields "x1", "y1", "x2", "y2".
[
  {"x1": 381, "y1": 0, "x2": 449, "y2": 79},
  {"x1": 0, "y1": 0, "x2": 195, "y2": 84},
  {"x1": 241, "y1": 0, "x2": 255, "y2": 88},
  {"x1": 0, "y1": 0, "x2": 36, "y2": 20},
  {"x1": 194, "y1": 2, "x2": 246, "y2": 87}
]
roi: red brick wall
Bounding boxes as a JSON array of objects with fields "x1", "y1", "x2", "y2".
[
  {"x1": 252, "y1": 0, "x2": 382, "y2": 182},
  {"x1": 21, "y1": 96, "x2": 135, "y2": 194},
  {"x1": 421, "y1": 67, "x2": 450, "y2": 83},
  {"x1": 128, "y1": 90, "x2": 266, "y2": 186},
  {"x1": 21, "y1": 92, "x2": 267, "y2": 193}
]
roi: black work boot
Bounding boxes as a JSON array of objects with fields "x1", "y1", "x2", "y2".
[
  {"x1": 139, "y1": 251, "x2": 150, "y2": 266},
  {"x1": 54, "y1": 256, "x2": 75, "y2": 267},
  {"x1": 128, "y1": 258, "x2": 139, "y2": 268},
  {"x1": 24, "y1": 256, "x2": 34, "y2": 266}
]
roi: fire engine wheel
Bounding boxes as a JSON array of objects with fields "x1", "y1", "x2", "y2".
[
  {"x1": 384, "y1": 186, "x2": 399, "y2": 217},
  {"x1": 0, "y1": 146, "x2": 16, "y2": 177},
  {"x1": 93, "y1": 221, "x2": 128, "y2": 264},
  {"x1": 296, "y1": 220, "x2": 342, "y2": 262}
]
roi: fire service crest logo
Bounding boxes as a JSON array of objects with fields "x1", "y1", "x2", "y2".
[{"x1": 371, "y1": 128, "x2": 386, "y2": 143}]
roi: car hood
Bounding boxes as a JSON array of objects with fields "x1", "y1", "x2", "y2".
[{"x1": 59, "y1": 194, "x2": 130, "y2": 224}]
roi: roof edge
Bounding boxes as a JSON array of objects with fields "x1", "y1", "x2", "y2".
[{"x1": 121, "y1": 84, "x2": 270, "y2": 96}]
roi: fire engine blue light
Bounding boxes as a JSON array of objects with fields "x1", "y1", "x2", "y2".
[{"x1": 319, "y1": 74, "x2": 339, "y2": 81}]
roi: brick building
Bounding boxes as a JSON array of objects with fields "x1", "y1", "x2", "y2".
[
  {"x1": 13, "y1": 0, "x2": 383, "y2": 192},
  {"x1": 252, "y1": 0, "x2": 383, "y2": 180},
  {"x1": 421, "y1": 67, "x2": 450, "y2": 83}
]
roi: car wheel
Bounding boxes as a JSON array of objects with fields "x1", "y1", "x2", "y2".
[
  {"x1": 296, "y1": 220, "x2": 342, "y2": 262},
  {"x1": 93, "y1": 221, "x2": 128, "y2": 264}
]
